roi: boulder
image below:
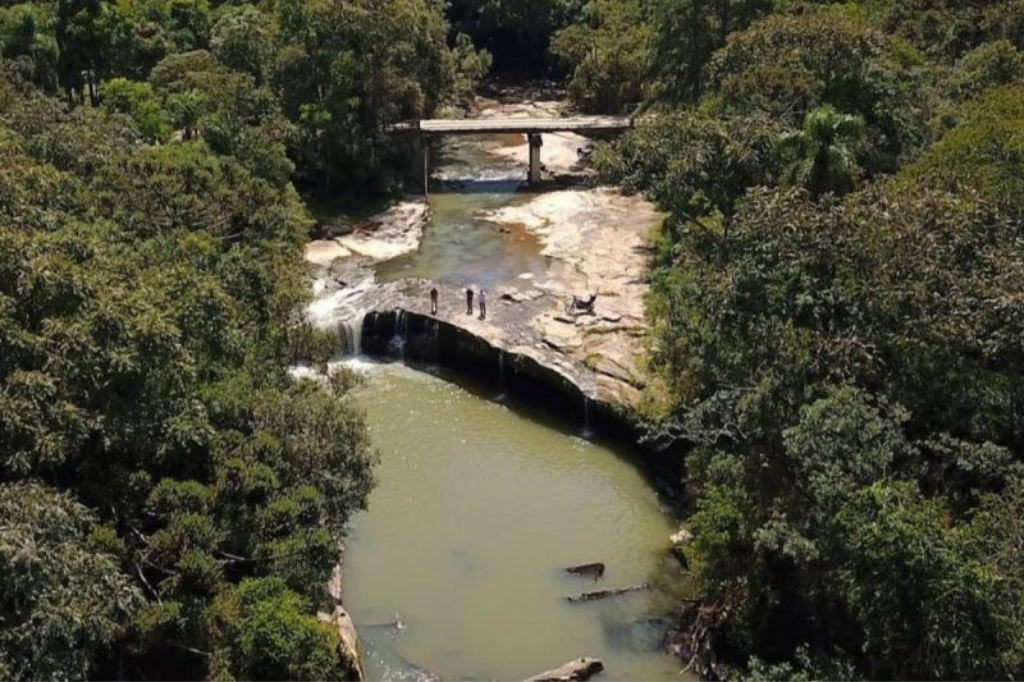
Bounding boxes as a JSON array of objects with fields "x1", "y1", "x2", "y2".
[
  {"x1": 670, "y1": 528, "x2": 693, "y2": 546},
  {"x1": 670, "y1": 528, "x2": 693, "y2": 568},
  {"x1": 318, "y1": 606, "x2": 365, "y2": 681},
  {"x1": 525, "y1": 658, "x2": 604, "y2": 682}
]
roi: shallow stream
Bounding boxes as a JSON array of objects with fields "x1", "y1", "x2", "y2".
[{"x1": 375, "y1": 135, "x2": 549, "y2": 290}]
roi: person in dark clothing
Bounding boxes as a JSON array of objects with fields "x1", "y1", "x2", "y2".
[
  {"x1": 430, "y1": 287, "x2": 439, "y2": 315},
  {"x1": 479, "y1": 290, "x2": 487, "y2": 320},
  {"x1": 466, "y1": 287, "x2": 474, "y2": 315}
]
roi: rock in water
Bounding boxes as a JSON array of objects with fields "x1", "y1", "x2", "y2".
[
  {"x1": 318, "y1": 606, "x2": 365, "y2": 681},
  {"x1": 525, "y1": 658, "x2": 604, "y2": 681},
  {"x1": 565, "y1": 562, "x2": 605, "y2": 580}
]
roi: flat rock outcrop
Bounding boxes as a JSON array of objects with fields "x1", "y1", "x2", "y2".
[
  {"x1": 303, "y1": 99, "x2": 663, "y2": 420},
  {"x1": 305, "y1": 199, "x2": 430, "y2": 266}
]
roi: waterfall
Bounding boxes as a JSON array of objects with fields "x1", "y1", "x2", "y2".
[
  {"x1": 339, "y1": 309, "x2": 367, "y2": 356},
  {"x1": 389, "y1": 309, "x2": 408, "y2": 360}
]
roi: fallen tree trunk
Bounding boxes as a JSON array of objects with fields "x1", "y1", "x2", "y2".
[
  {"x1": 525, "y1": 657, "x2": 604, "y2": 681},
  {"x1": 566, "y1": 583, "x2": 649, "y2": 603},
  {"x1": 565, "y1": 562, "x2": 605, "y2": 580}
]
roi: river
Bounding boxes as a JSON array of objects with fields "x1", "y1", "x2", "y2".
[
  {"x1": 341, "y1": 361, "x2": 685, "y2": 681},
  {"x1": 317, "y1": 98, "x2": 685, "y2": 680},
  {"x1": 375, "y1": 130, "x2": 549, "y2": 290}
]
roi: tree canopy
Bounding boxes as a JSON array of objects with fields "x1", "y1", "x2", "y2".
[
  {"x1": 573, "y1": 0, "x2": 1024, "y2": 678},
  {"x1": 0, "y1": 45, "x2": 375, "y2": 678},
  {"x1": 4, "y1": 0, "x2": 1024, "y2": 678}
]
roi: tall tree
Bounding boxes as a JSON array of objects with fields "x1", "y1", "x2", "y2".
[
  {"x1": 0, "y1": 483, "x2": 142, "y2": 681},
  {"x1": 779, "y1": 105, "x2": 864, "y2": 199},
  {"x1": 648, "y1": 0, "x2": 770, "y2": 104}
]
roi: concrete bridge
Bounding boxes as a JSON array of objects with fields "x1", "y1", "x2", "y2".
[{"x1": 390, "y1": 116, "x2": 634, "y2": 192}]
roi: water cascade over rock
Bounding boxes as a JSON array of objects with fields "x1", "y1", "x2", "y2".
[{"x1": 339, "y1": 309, "x2": 367, "y2": 356}]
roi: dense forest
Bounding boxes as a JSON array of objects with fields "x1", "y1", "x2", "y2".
[
  {"x1": 579, "y1": 0, "x2": 1024, "y2": 679},
  {"x1": 2, "y1": 0, "x2": 1023, "y2": 679},
  {"x1": 0, "y1": 0, "x2": 487, "y2": 678}
]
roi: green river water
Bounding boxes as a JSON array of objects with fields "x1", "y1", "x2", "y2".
[
  {"x1": 335, "y1": 129, "x2": 687, "y2": 680},
  {"x1": 342, "y1": 362, "x2": 685, "y2": 681}
]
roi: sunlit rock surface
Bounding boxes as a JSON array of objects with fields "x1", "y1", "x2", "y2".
[{"x1": 302, "y1": 99, "x2": 663, "y2": 415}]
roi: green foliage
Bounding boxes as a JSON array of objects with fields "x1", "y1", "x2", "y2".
[
  {"x1": 706, "y1": 11, "x2": 927, "y2": 171},
  {"x1": 848, "y1": 0, "x2": 1024, "y2": 61},
  {"x1": 576, "y1": 0, "x2": 1024, "y2": 678},
  {"x1": 100, "y1": 0, "x2": 211, "y2": 80},
  {"x1": 0, "y1": 3, "x2": 58, "y2": 91},
  {"x1": 209, "y1": 5, "x2": 273, "y2": 85},
  {"x1": 101, "y1": 75, "x2": 168, "y2": 139},
  {"x1": 0, "y1": 71, "x2": 375, "y2": 678},
  {"x1": 947, "y1": 40, "x2": 1024, "y2": 103},
  {"x1": 778, "y1": 105, "x2": 865, "y2": 199},
  {"x1": 646, "y1": 182, "x2": 1024, "y2": 677},
  {"x1": 0, "y1": 483, "x2": 142, "y2": 680},
  {"x1": 448, "y1": 0, "x2": 582, "y2": 73},
  {"x1": 648, "y1": 0, "x2": 771, "y2": 104},
  {"x1": 901, "y1": 85, "x2": 1024, "y2": 218},
  {"x1": 594, "y1": 111, "x2": 780, "y2": 223},
  {"x1": 271, "y1": 0, "x2": 468, "y2": 194},
  {"x1": 208, "y1": 577, "x2": 345, "y2": 681},
  {"x1": 551, "y1": 0, "x2": 651, "y2": 113},
  {"x1": 7, "y1": 0, "x2": 489, "y2": 195},
  {"x1": 835, "y1": 481, "x2": 1022, "y2": 679}
]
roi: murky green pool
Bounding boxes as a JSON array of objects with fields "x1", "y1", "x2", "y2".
[{"x1": 341, "y1": 361, "x2": 686, "y2": 681}]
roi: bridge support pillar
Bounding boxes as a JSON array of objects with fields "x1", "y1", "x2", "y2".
[
  {"x1": 410, "y1": 134, "x2": 430, "y2": 196},
  {"x1": 528, "y1": 133, "x2": 543, "y2": 185},
  {"x1": 421, "y1": 135, "x2": 430, "y2": 196}
]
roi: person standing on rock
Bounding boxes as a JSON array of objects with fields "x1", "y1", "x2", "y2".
[
  {"x1": 479, "y1": 289, "x2": 487, "y2": 320},
  {"x1": 430, "y1": 287, "x2": 438, "y2": 315},
  {"x1": 466, "y1": 287, "x2": 474, "y2": 315}
]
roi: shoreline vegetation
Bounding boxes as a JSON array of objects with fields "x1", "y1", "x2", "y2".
[{"x1": 2, "y1": 0, "x2": 1024, "y2": 680}]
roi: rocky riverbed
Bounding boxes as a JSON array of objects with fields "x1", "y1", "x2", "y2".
[{"x1": 303, "y1": 96, "x2": 664, "y2": 415}]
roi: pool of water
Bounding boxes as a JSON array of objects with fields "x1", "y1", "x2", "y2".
[
  {"x1": 375, "y1": 135, "x2": 550, "y2": 291},
  {"x1": 341, "y1": 361, "x2": 686, "y2": 681}
]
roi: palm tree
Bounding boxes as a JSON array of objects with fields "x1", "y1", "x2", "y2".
[
  {"x1": 779, "y1": 105, "x2": 866, "y2": 200},
  {"x1": 167, "y1": 90, "x2": 206, "y2": 141}
]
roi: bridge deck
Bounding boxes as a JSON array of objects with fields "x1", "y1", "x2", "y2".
[{"x1": 391, "y1": 116, "x2": 632, "y2": 135}]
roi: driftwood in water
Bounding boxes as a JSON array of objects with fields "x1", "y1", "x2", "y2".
[
  {"x1": 566, "y1": 582, "x2": 649, "y2": 603},
  {"x1": 565, "y1": 562, "x2": 605, "y2": 580},
  {"x1": 525, "y1": 657, "x2": 604, "y2": 681}
]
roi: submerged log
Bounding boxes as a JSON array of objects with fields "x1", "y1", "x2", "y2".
[
  {"x1": 565, "y1": 562, "x2": 605, "y2": 580},
  {"x1": 566, "y1": 583, "x2": 649, "y2": 603},
  {"x1": 525, "y1": 657, "x2": 604, "y2": 681}
]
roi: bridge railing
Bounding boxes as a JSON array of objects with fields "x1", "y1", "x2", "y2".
[{"x1": 386, "y1": 117, "x2": 634, "y2": 135}]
